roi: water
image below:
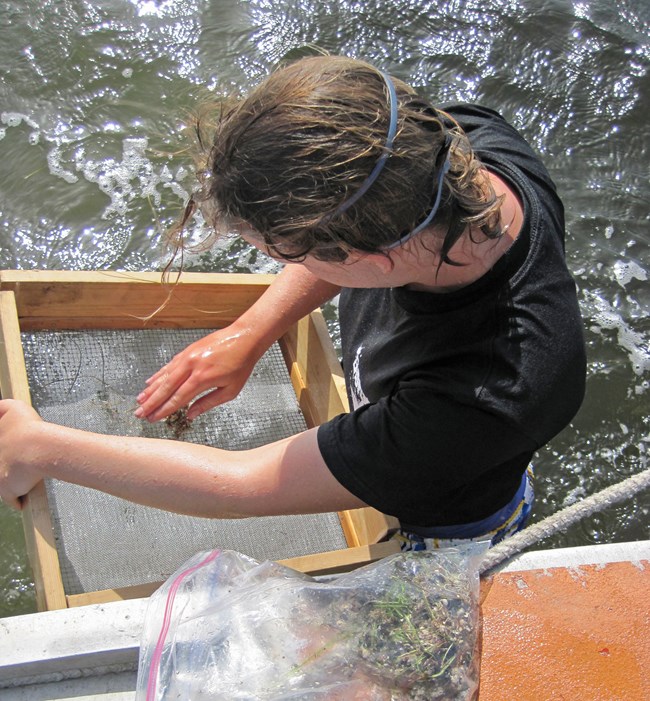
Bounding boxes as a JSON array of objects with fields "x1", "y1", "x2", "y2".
[{"x1": 1, "y1": 0, "x2": 648, "y2": 616}]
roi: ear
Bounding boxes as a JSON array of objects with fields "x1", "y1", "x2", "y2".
[{"x1": 363, "y1": 251, "x2": 394, "y2": 274}]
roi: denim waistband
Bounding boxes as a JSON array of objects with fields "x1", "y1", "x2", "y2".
[{"x1": 399, "y1": 470, "x2": 530, "y2": 540}]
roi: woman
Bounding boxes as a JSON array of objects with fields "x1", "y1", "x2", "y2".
[{"x1": 0, "y1": 56, "x2": 585, "y2": 549}]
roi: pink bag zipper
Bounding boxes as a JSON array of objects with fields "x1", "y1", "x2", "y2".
[{"x1": 146, "y1": 550, "x2": 221, "y2": 701}]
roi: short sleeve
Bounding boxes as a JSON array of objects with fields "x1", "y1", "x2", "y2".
[{"x1": 317, "y1": 382, "x2": 537, "y2": 525}]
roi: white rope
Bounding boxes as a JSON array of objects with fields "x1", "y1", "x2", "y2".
[{"x1": 479, "y1": 466, "x2": 650, "y2": 576}]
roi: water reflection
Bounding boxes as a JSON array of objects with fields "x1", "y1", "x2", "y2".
[{"x1": 0, "y1": 0, "x2": 648, "y2": 615}]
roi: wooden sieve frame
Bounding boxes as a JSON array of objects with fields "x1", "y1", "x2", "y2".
[{"x1": 0, "y1": 270, "x2": 398, "y2": 611}]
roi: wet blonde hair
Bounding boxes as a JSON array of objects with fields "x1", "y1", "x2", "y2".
[{"x1": 174, "y1": 55, "x2": 503, "y2": 266}]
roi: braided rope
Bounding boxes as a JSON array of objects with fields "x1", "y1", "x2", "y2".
[{"x1": 479, "y1": 467, "x2": 650, "y2": 575}]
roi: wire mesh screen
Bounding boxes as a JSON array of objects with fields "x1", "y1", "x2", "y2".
[{"x1": 21, "y1": 329, "x2": 347, "y2": 595}]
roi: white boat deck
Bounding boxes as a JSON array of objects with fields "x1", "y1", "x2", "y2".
[{"x1": 1, "y1": 541, "x2": 648, "y2": 701}]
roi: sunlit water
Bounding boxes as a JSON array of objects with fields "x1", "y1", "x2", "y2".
[{"x1": 1, "y1": 0, "x2": 648, "y2": 616}]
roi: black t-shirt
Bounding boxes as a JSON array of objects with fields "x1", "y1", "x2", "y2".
[{"x1": 317, "y1": 104, "x2": 586, "y2": 528}]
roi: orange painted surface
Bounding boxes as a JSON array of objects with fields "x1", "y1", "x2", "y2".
[{"x1": 479, "y1": 560, "x2": 650, "y2": 701}]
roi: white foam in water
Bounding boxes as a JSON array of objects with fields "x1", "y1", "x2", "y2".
[
  {"x1": 1, "y1": 111, "x2": 39, "y2": 130},
  {"x1": 2, "y1": 113, "x2": 21, "y2": 128},
  {"x1": 48, "y1": 144, "x2": 79, "y2": 184},
  {"x1": 2, "y1": 109, "x2": 190, "y2": 218},
  {"x1": 612, "y1": 259, "x2": 647, "y2": 288},
  {"x1": 72, "y1": 135, "x2": 190, "y2": 218},
  {"x1": 1, "y1": 111, "x2": 41, "y2": 144},
  {"x1": 587, "y1": 291, "x2": 650, "y2": 378}
]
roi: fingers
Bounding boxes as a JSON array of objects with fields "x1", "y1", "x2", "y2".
[
  {"x1": 136, "y1": 377, "x2": 239, "y2": 424},
  {"x1": 0, "y1": 398, "x2": 21, "y2": 418},
  {"x1": 138, "y1": 381, "x2": 233, "y2": 423},
  {"x1": 0, "y1": 401, "x2": 34, "y2": 510},
  {"x1": 144, "y1": 363, "x2": 171, "y2": 386},
  {"x1": 144, "y1": 339, "x2": 207, "y2": 386},
  {"x1": 186, "y1": 389, "x2": 232, "y2": 420},
  {"x1": 135, "y1": 329, "x2": 255, "y2": 422},
  {"x1": 140, "y1": 395, "x2": 186, "y2": 423},
  {"x1": 135, "y1": 368, "x2": 192, "y2": 421}
]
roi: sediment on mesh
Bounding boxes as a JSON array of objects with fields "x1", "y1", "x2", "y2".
[{"x1": 22, "y1": 329, "x2": 347, "y2": 595}]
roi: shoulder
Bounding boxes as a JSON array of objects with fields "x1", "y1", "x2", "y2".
[
  {"x1": 441, "y1": 103, "x2": 519, "y2": 141},
  {"x1": 442, "y1": 103, "x2": 563, "y2": 230},
  {"x1": 443, "y1": 104, "x2": 542, "y2": 167}
]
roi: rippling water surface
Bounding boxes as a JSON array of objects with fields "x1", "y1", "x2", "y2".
[{"x1": 1, "y1": 0, "x2": 648, "y2": 615}]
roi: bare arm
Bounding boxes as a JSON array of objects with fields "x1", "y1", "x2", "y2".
[
  {"x1": 137, "y1": 265, "x2": 341, "y2": 421},
  {"x1": 0, "y1": 399, "x2": 366, "y2": 516}
]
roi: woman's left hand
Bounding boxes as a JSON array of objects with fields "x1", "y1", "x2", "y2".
[{"x1": 0, "y1": 399, "x2": 44, "y2": 510}]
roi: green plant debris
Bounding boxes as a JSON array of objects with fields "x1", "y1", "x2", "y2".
[{"x1": 164, "y1": 406, "x2": 193, "y2": 439}]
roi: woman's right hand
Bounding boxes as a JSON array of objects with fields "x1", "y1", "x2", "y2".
[{"x1": 135, "y1": 325, "x2": 263, "y2": 422}]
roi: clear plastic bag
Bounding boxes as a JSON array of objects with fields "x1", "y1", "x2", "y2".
[{"x1": 136, "y1": 547, "x2": 483, "y2": 700}]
